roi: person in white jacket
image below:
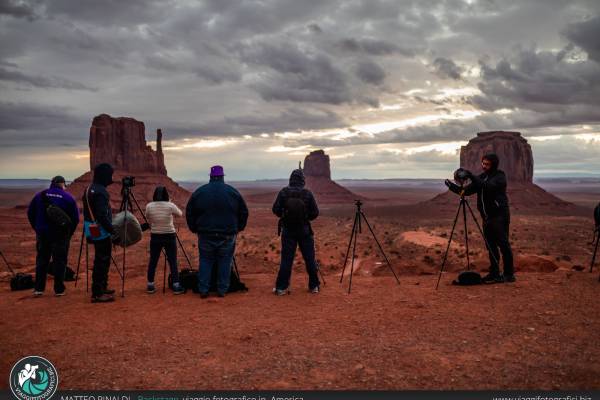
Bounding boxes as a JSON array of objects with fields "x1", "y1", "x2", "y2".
[{"x1": 145, "y1": 186, "x2": 184, "y2": 294}]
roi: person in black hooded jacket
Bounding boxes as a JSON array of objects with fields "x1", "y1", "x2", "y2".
[
  {"x1": 272, "y1": 168, "x2": 320, "y2": 295},
  {"x1": 445, "y1": 153, "x2": 515, "y2": 283},
  {"x1": 82, "y1": 163, "x2": 116, "y2": 302}
]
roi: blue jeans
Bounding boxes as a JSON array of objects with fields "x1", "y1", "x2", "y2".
[
  {"x1": 197, "y1": 233, "x2": 236, "y2": 295},
  {"x1": 147, "y1": 233, "x2": 179, "y2": 284},
  {"x1": 275, "y1": 226, "x2": 320, "y2": 291}
]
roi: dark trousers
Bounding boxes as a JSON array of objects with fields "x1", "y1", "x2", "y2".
[
  {"x1": 275, "y1": 226, "x2": 320, "y2": 291},
  {"x1": 483, "y1": 213, "x2": 514, "y2": 277},
  {"x1": 147, "y1": 233, "x2": 179, "y2": 284},
  {"x1": 91, "y1": 237, "x2": 111, "y2": 297},
  {"x1": 197, "y1": 233, "x2": 236, "y2": 295},
  {"x1": 35, "y1": 233, "x2": 69, "y2": 293}
]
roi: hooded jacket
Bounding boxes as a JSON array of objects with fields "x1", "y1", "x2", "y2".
[
  {"x1": 185, "y1": 176, "x2": 249, "y2": 235},
  {"x1": 27, "y1": 182, "x2": 79, "y2": 236},
  {"x1": 82, "y1": 163, "x2": 115, "y2": 234},
  {"x1": 272, "y1": 169, "x2": 319, "y2": 233}
]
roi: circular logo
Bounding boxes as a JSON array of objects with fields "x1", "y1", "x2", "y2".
[{"x1": 9, "y1": 356, "x2": 58, "y2": 400}]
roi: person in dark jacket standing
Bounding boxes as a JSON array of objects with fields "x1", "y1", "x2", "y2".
[
  {"x1": 27, "y1": 176, "x2": 79, "y2": 296},
  {"x1": 272, "y1": 168, "x2": 320, "y2": 295},
  {"x1": 445, "y1": 153, "x2": 515, "y2": 283},
  {"x1": 82, "y1": 163, "x2": 116, "y2": 303},
  {"x1": 186, "y1": 165, "x2": 248, "y2": 298}
]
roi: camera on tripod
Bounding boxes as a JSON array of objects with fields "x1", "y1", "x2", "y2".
[
  {"x1": 453, "y1": 168, "x2": 471, "y2": 187},
  {"x1": 122, "y1": 176, "x2": 136, "y2": 188}
]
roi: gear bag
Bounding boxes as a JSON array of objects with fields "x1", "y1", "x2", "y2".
[
  {"x1": 1, "y1": 250, "x2": 35, "y2": 291},
  {"x1": 452, "y1": 270, "x2": 483, "y2": 286},
  {"x1": 41, "y1": 190, "x2": 72, "y2": 237},
  {"x1": 282, "y1": 189, "x2": 306, "y2": 228}
]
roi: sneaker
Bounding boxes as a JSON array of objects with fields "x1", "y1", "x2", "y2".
[
  {"x1": 91, "y1": 294, "x2": 115, "y2": 303},
  {"x1": 504, "y1": 274, "x2": 516, "y2": 283},
  {"x1": 103, "y1": 288, "x2": 116, "y2": 295},
  {"x1": 310, "y1": 286, "x2": 320, "y2": 294},
  {"x1": 146, "y1": 282, "x2": 156, "y2": 294},
  {"x1": 199, "y1": 292, "x2": 209, "y2": 299},
  {"x1": 33, "y1": 291, "x2": 43, "y2": 297},
  {"x1": 482, "y1": 273, "x2": 504, "y2": 284},
  {"x1": 54, "y1": 292, "x2": 65, "y2": 297},
  {"x1": 273, "y1": 287, "x2": 290, "y2": 296},
  {"x1": 172, "y1": 283, "x2": 185, "y2": 295}
]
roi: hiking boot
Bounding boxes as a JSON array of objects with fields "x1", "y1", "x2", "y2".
[
  {"x1": 310, "y1": 286, "x2": 320, "y2": 294},
  {"x1": 217, "y1": 292, "x2": 225, "y2": 298},
  {"x1": 54, "y1": 291, "x2": 65, "y2": 297},
  {"x1": 273, "y1": 288, "x2": 290, "y2": 296},
  {"x1": 146, "y1": 282, "x2": 156, "y2": 294},
  {"x1": 504, "y1": 274, "x2": 516, "y2": 283},
  {"x1": 482, "y1": 273, "x2": 504, "y2": 284},
  {"x1": 33, "y1": 290, "x2": 43, "y2": 297},
  {"x1": 103, "y1": 288, "x2": 116, "y2": 295},
  {"x1": 172, "y1": 283, "x2": 185, "y2": 295},
  {"x1": 91, "y1": 294, "x2": 115, "y2": 303},
  {"x1": 199, "y1": 292, "x2": 209, "y2": 299}
]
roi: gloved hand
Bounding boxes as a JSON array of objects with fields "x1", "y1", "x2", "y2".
[{"x1": 141, "y1": 222, "x2": 150, "y2": 232}]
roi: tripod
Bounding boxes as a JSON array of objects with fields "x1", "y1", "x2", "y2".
[
  {"x1": 340, "y1": 200, "x2": 400, "y2": 293},
  {"x1": 74, "y1": 226, "x2": 124, "y2": 291},
  {"x1": 590, "y1": 227, "x2": 599, "y2": 281},
  {"x1": 435, "y1": 192, "x2": 499, "y2": 289}
]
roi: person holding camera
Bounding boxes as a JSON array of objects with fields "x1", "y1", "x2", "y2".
[
  {"x1": 445, "y1": 153, "x2": 515, "y2": 283},
  {"x1": 272, "y1": 168, "x2": 320, "y2": 295},
  {"x1": 145, "y1": 186, "x2": 184, "y2": 294},
  {"x1": 186, "y1": 165, "x2": 248, "y2": 298},
  {"x1": 27, "y1": 176, "x2": 79, "y2": 297},
  {"x1": 83, "y1": 163, "x2": 116, "y2": 303}
]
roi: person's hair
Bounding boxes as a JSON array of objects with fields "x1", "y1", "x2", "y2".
[
  {"x1": 152, "y1": 186, "x2": 170, "y2": 202},
  {"x1": 481, "y1": 153, "x2": 499, "y2": 170}
]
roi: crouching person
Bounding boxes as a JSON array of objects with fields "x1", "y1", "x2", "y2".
[
  {"x1": 27, "y1": 176, "x2": 79, "y2": 297},
  {"x1": 145, "y1": 186, "x2": 184, "y2": 294},
  {"x1": 186, "y1": 166, "x2": 248, "y2": 298},
  {"x1": 272, "y1": 169, "x2": 320, "y2": 295}
]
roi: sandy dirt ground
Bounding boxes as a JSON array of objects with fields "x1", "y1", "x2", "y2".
[{"x1": 0, "y1": 185, "x2": 599, "y2": 390}]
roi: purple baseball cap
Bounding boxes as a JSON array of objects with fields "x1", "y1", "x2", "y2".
[{"x1": 210, "y1": 165, "x2": 225, "y2": 177}]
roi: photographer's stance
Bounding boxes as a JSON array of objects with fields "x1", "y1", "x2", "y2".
[
  {"x1": 83, "y1": 163, "x2": 116, "y2": 303},
  {"x1": 445, "y1": 154, "x2": 515, "y2": 283},
  {"x1": 27, "y1": 176, "x2": 79, "y2": 296},
  {"x1": 272, "y1": 169, "x2": 320, "y2": 295},
  {"x1": 145, "y1": 186, "x2": 184, "y2": 295},
  {"x1": 186, "y1": 166, "x2": 248, "y2": 298}
]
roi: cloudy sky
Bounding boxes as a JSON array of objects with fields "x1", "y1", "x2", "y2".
[{"x1": 1, "y1": 0, "x2": 599, "y2": 180}]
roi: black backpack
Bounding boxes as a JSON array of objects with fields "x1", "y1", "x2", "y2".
[
  {"x1": 2, "y1": 250, "x2": 35, "y2": 291},
  {"x1": 168, "y1": 263, "x2": 248, "y2": 293},
  {"x1": 452, "y1": 270, "x2": 483, "y2": 286},
  {"x1": 41, "y1": 191, "x2": 72, "y2": 237},
  {"x1": 283, "y1": 189, "x2": 307, "y2": 228}
]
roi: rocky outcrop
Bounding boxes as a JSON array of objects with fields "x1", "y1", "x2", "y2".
[
  {"x1": 460, "y1": 131, "x2": 533, "y2": 183},
  {"x1": 89, "y1": 114, "x2": 167, "y2": 175},
  {"x1": 304, "y1": 150, "x2": 331, "y2": 179},
  {"x1": 303, "y1": 150, "x2": 360, "y2": 203}
]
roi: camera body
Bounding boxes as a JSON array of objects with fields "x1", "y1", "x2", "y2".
[
  {"x1": 122, "y1": 176, "x2": 136, "y2": 188},
  {"x1": 453, "y1": 168, "x2": 471, "y2": 187}
]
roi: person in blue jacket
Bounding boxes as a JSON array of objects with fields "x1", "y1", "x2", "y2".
[
  {"x1": 27, "y1": 175, "x2": 79, "y2": 296},
  {"x1": 186, "y1": 165, "x2": 248, "y2": 298}
]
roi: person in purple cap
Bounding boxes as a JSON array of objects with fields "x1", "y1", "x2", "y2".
[
  {"x1": 27, "y1": 175, "x2": 79, "y2": 297},
  {"x1": 185, "y1": 165, "x2": 249, "y2": 298}
]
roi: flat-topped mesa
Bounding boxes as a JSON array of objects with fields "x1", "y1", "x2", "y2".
[
  {"x1": 302, "y1": 149, "x2": 360, "y2": 203},
  {"x1": 460, "y1": 131, "x2": 533, "y2": 183},
  {"x1": 304, "y1": 150, "x2": 331, "y2": 179},
  {"x1": 89, "y1": 114, "x2": 167, "y2": 175}
]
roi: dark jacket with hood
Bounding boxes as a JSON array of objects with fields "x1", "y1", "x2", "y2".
[
  {"x1": 272, "y1": 169, "x2": 319, "y2": 233},
  {"x1": 448, "y1": 160, "x2": 509, "y2": 220},
  {"x1": 82, "y1": 163, "x2": 115, "y2": 234},
  {"x1": 185, "y1": 176, "x2": 249, "y2": 235},
  {"x1": 27, "y1": 182, "x2": 80, "y2": 236}
]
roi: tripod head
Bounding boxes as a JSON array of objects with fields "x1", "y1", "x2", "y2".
[{"x1": 354, "y1": 199, "x2": 363, "y2": 210}]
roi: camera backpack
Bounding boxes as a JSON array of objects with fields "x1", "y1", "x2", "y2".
[
  {"x1": 168, "y1": 263, "x2": 248, "y2": 293},
  {"x1": 452, "y1": 270, "x2": 483, "y2": 286},
  {"x1": 2, "y1": 250, "x2": 35, "y2": 291},
  {"x1": 41, "y1": 191, "x2": 72, "y2": 237},
  {"x1": 283, "y1": 189, "x2": 307, "y2": 228}
]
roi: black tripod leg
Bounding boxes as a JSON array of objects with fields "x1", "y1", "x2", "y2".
[
  {"x1": 317, "y1": 262, "x2": 326, "y2": 285},
  {"x1": 360, "y1": 211, "x2": 400, "y2": 285},
  {"x1": 85, "y1": 240, "x2": 89, "y2": 293},
  {"x1": 75, "y1": 229, "x2": 84, "y2": 287},
  {"x1": 110, "y1": 256, "x2": 124, "y2": 279},
  {"x1": 163, "y1": 253, "x2": 167, "y2": 294},
  {"x1": 436, "y1": 201, "x2": 462, "y2": 290},
  {"x1": 464, "y1": 200, "x2": 499, "y2": 267},
  {"x1": 348, "y1": 216, "x2": 359, "y2": 294},
  {"x1": 122, "y1": 196, "x2": 128, "y2": 298},
  {"x1": 591, "y1": 233, "x2": 599, "y2": 273},
  {"x1": 340, "y1": 213, "x2": 359, "y2": 283},
  {"x1": 462, "y1": 201, "x2": 471, "y2": 271}
]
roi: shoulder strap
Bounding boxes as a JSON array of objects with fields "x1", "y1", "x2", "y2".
[
  {"x1": 41, "y1": 190, "x2": 50, "y2": 207},
  {"x1": 85, "y1": 186, "x2": 97, "y2": 221}
]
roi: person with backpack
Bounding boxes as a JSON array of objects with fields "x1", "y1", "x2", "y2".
[
  {"x1": 445, "y1": 153, "x2": 515, "y2": 284},
  {"x1": 27, "y1": 176, "x2": 79, "y2": 296},
  {"x1": 82, "y1": 163, "x2": 116, "y2": 303},
  {"x1": 145, "y1": 186, "x2": 185, "y2": 295},
  {"x1": 185, "y1": 165, "x2": 248, "y2": 298},
  {"x1": 272, "y1": 168, "x2": 320, "y2": 295}
]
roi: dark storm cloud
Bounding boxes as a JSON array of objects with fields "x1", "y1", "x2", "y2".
[
  {"x1": 432, "y1": 57, "x2": 463, "y2": 80},
  {"x1": 0, "y1": 66, "x2": 97, "y2": 91},
  {"x1": 355, "y1": 60, "x2": 386, "y2": 85},
  {"x1": 337, "y1": 38, "x2": 417, "y2": 57},
  {"x1": 563, "y1": 15, "x2": 600, "y2": 62},
  {"x1": 0, "y1": 0, "x2": 37, "y2": 20}
]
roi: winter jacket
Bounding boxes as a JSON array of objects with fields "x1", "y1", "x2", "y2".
[
  {"x1": 185, "y1": 176, "x2": 249, "y2": 235},
  {"x1": 272, "y1": 169, "x2": 319, "y2": 233},
  {"x1": 27, "y1": 184, "x2": 79, "y2": 236},
  {"x1": 448, "y1": 169, "x2": 509, "y2": 220},
  {"x1": 82, "y1": 163, "x2": 115, "y2": 234}
]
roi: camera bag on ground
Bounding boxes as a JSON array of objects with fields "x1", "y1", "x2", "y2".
[
  {"x1": 112, "y1": 211, "x2": 143, "y2": 247},
  {"x1": 168, "y1": 268, "x2": 198, "y2": 292},
  {"x1": 47, "y1": 261, "x2": 76, "y2": 282},
  {"x1": 1, "y1": 250, "x2": 35, "y2": 291},
  {"x1": 168, "y1": 262, "x2": 248, "y2": 293},
  {"x1": 41, "y1": 190, "x2": 72, "y2": 237},
  {"x1": 452, "y1": 270, "x2": 483, "y2": 286}
]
